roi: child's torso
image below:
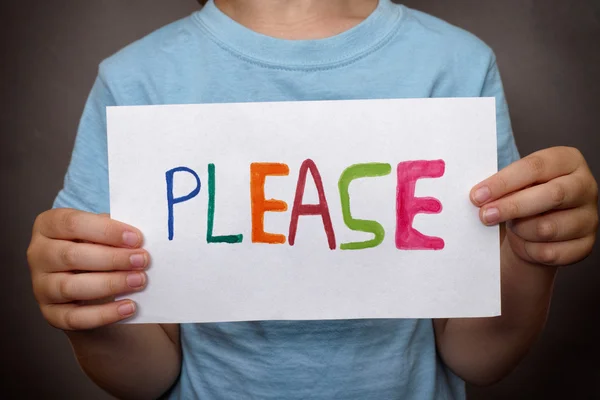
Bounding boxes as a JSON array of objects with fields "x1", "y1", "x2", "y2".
[{"x1": 92, "y1": 1, "x2": 512, "y2": 398}]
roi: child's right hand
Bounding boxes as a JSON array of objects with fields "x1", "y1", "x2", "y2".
[{"x1": 27, "y1": 209, "x2": 149, "y2": 331}]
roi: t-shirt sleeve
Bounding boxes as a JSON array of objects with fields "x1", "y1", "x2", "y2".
[
  {"x1": 53, "y1": 74, "x2": 114, "y2": 214},
  {"x1": 481, "y1": 59, "x2": 521, "y2": 170}
]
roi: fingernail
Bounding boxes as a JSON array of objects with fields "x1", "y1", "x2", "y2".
[
  {"x1": 129, "y1": 254, "x2": 147, "y2": 269},
  {"x1": 123, "y1": 231, "x2": 140, "y2": 247},
  {"x1": 118, "y1": 302, "x2": 136, "y2": 317},
  {"x1": 126, "y1": 273, "x2": 145, "y2": 288},
  {"x1": 483, "y1": 207, "x2": 500, "y2": 225},
  {"x1": 473, "y1": 186, "x2": 492, "y2": 204}
]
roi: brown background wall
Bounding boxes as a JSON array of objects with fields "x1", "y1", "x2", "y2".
[{"x1": 1, "y1": 0, "x2": 598, "y2": 398}]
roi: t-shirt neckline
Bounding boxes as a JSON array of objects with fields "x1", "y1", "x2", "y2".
[{"x1": 192, "y1": 0, "x2": 405, "y2": 70}]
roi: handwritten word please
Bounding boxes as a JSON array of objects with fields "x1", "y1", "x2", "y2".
[{"x1": 166, "y1": 159, "x2": 446, "y2": 251}]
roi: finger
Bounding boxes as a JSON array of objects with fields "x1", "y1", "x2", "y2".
[
  {"x1": 478, "y1": 173, "x2": 588, "y2": 226},
  {"x1": 510, "y1": 206, "x2": 599, "y2": 242},
  {"x1": 471, "y1": 147, "x2": 583, "y2": 205},
  {"x1": 41, "y1": 300, "x2": 137, "y2": 331},
  {"x1": 41, "y1": 271, "x2": 147, "y2": 304},
  {"x1": 36, "y1": 209, "x2": 143, "y2": 248},
  {"x1": 40, "y1": 239, "x2": 149, "y2": 273},
  {"x1": 507, "y1": 231, "x2": 596, "y2": 266}
]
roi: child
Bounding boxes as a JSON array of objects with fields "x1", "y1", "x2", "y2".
[{"x1": 27, "y1": 0, "x2": 598, "y2": 398}]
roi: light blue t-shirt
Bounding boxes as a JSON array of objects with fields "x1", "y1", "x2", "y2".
[{"x1": 54, "y1": 1, "x2": 520, "y2": 398}]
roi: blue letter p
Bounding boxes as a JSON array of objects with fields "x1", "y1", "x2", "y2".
[{"x1": 166, "y1": 167, "x2": 201, "y2": 241}]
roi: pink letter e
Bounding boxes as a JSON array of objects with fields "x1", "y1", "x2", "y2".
[{"x1": 396, "y1": 160, "x2": 445, "y2": 250}]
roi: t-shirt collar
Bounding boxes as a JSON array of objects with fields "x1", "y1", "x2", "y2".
[{"x1": 192, "y1": 0, "x2": 404, "y2": 69}]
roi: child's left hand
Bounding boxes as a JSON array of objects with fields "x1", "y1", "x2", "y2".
[{"x1": 470, "y1": 146, "x2": 598, "y2": 266}]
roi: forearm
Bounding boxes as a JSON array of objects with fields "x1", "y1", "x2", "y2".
[
  {"x1": 434, "y1": 227, "x2": 557, "y2": 386},
  {"x1": 66, "y1": 323, "x2": 181, "y2": 400}
]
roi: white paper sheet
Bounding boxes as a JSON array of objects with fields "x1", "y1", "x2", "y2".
[{"x1": 107, "y1": 98, "x2": 499, "y2": 323}]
